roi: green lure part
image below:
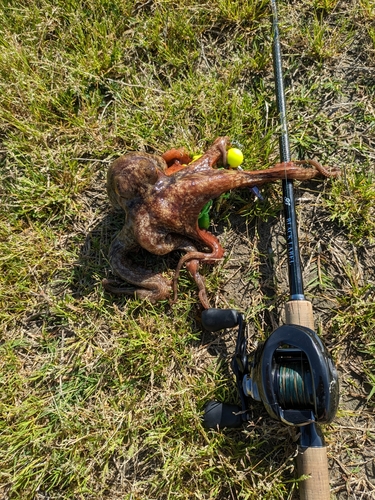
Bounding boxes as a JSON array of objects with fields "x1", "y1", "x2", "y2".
[{"x1": 198, "y1": 200, "x2": 213, "y2": 229}]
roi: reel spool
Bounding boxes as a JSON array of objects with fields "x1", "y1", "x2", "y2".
[{"x1": 201, "y1": 309, "x2": 339, "y2": 431}]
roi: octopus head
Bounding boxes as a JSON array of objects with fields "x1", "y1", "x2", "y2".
[{"x1": 107, "y1": 152, "x2": 165, "y2": 209}]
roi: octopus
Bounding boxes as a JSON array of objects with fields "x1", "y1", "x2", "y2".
[{"x1": 103, "y1": 136, "x2": 339, "y2": 308}]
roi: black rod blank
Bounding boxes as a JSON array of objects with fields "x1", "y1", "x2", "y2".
[{"x1": 271, "y1": 0, "x2": 304, "y2": 300}]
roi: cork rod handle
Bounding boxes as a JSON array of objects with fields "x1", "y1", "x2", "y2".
[
  {"x1": 285, "y1": 300, "x2": 330, "y2": 500},
  {"x1": 285, "y1": 300, "x2": 315, "y2": 330},
  {"x1": 296, "y1": 446, "x2": 330, "y2": 500}
]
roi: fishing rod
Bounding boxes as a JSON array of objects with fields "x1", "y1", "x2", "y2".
[
  {"x1": 270, "y1": 1, "x2": 335, "y2": 496},
  {"x1": 201, "y1": 2, "x2": 339, "y2": 499}
]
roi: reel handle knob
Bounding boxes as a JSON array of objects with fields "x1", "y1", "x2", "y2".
[
  {"x1": 201, "y1": 308, "x2": 240, "y2": 332},
  {"x1": 203, "y1": 401, "x2": 242, "y2": 429}
]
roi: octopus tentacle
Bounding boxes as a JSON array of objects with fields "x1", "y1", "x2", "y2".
[
  {"x1": 172, "y1": 230, "x2": 224, "y2": 305},
  {"x1": 172, "y1": 250, "x2": 221, "y2": 304},
  {"x1": 162, "y1": 148, "x2": 192, "y2": 167},
  {"x1": 105, "y1": 237, "x2": 171, "y2": 302},
  {"x1": 184, "y1": 259, "x2": 211, "y2": 309},
  {"x1": 292, "y1": 159, "x2": 340, "y2": 178}
]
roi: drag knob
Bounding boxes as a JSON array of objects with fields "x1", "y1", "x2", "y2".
[
  {"x1": 203, "y1": 401, "x2": 242, "y2": 429},
  {"x1": 201, "y1": 308, "x2": 240, "y2": 332}
]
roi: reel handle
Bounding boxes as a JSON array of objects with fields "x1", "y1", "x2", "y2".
[
  {"x1": 285, "y1": 299, "x2": 330, "y2": 500},
  {"x1": 201, "y1": 308, "x2": 240, "y2": 332},
  {"x1": 203, "y1": 401, "x2": 242, "y2": 429}
]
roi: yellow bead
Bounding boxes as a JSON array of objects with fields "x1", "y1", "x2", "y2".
[{"x1": 227, "y1": 148, "x2": 244, "y2": 168}]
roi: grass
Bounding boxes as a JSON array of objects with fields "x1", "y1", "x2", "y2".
[{"x1": 1, "y1": 0, "x2": 375, "y2": 499}]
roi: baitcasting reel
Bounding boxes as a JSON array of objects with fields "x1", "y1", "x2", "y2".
[{"x1": 202, "y1": 308, "x2": 339, "y2": 443}]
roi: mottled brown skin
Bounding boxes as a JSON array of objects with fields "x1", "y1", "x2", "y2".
[{"x1": 103, "y1": 136, "x2": 339, "y2": 308}]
